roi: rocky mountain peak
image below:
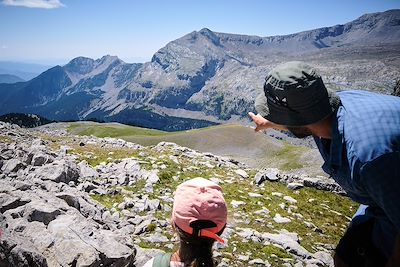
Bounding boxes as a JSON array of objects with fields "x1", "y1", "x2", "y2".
[
  {"x1": 198, "y1": 28, "x2": 222, "y2": 46},
  {"x1": 352, "y1": 9, "x2": 400, "y2": 26},
  {"x1": 338, "y1": 9, "x2": 400, "y2": 44},
  {"x1": 95, "y1": 55, "x2": 122, "y2": 65},
  {"x1": 64, "y1": 55, "x2": 122, "y2": 76},
  {"x1": 64, "y1": 56, "x2": 96, "y2": 75}
]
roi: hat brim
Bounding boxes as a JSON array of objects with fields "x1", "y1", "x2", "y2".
[{"x1": 254, "y1": 89, "x2": 340, "y2": 127}]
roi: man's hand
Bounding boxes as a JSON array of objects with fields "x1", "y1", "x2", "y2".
[{"x1": 248, "y1": 112, "x2": 286, "y2": 132}]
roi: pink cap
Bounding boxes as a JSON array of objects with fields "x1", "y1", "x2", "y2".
[{"x1": 172, "y1": 178, "x2": 227, "y2": 244}]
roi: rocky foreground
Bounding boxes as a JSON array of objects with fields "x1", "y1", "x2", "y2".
[{"x1": 0, "y1": 122, "x2": 355, "y2": 267}]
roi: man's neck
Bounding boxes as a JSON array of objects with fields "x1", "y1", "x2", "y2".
[{"x1": 309, "y1": 115, "x2": 333, "y2": 139}]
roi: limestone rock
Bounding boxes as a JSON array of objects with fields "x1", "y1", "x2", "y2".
[
  {"x1": 248, "y1": 258, "x2": 271, "y2": 266},
  {"x1": 134, "y1": 247, "x2": 164, "y2": 267},
  {"x1": 273, "y1": 213, "x2": 291, "y2": 224},
  {"x1": 231, "y1": 200, "x2": 246, "y2": 208},
  {"x1": 78, "y1": 160, "x2": 99, "y2": 179},
  {"x1": 287, "y1": 182, "x2": 304, "y2": 190},
  {"x1": 33, "y1": 160, "x2": 80, "y2": 184},
  {"x1": 254, "y1": 168, "x2": 280, "y2": 184},
  {"x1": 0, "y1": 237, "x2": 48, "y2": 267},
  {"x1": 283, "y1": 196, "x2": 298, "y2": 204},
  {"x1": 313, "y1": 251, "x2": 334, "y2": 266},
  {"x1": 1, "y1": 159, "x2": 25, "y2": 174},
  {"x1": 25, "y1": 202, "x2": 62, "y2": 225},
  {"x1": 235, "y1": 169, "x2": 249, "y2": 179}
]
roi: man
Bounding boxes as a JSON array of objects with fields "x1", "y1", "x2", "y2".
[{"x1": 249, "y1": 61, "x2": 400, "y2": 267}]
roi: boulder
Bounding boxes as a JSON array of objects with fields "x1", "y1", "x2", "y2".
[
  {"x1": 262, "y1": 231, "x2": 312, "y2": 259},
  {"x1": 13, "y1": 181, "x2": 32, "y2": 191},
  {"x1": 144, "y1": 199, "x2": 161, "y2": 211},
  {"x1": 145, "y1": 170, "x2": 159, "y2": 184},
  {"x1": 287, "y1": 182, "x2": 304, "y2": 190},
  {"x1": 313, "y1": 251, "x2": 334, "y2": 266},
  {"x1": 235, "y1": 169, "x2": 249, "y2": 179},
  {"x1": 230, "y1": 200, "x2": 246, "y2": 208},
  {"x1": 254, "y1": 168, "x2": 280, "y2": 185},
  {"x1": 134, "y1": 247, "x2": 164, "y2": 267},
  {"x1": 1, "y1": 159, "x2": 25, "y2": 174},
  {"x1": 55, "y1": 193, "x2": 81, "y2": 210},
  {"x1": 0, "y1": 215, "x2": 48, "y2": 267},
  {"x1": 78, "y1": 160, "x2": 98, "y2": 179},
  {"x1": 1, "y1": 149, "x2": 15, "y2": 160},
  {"x1": 0, "y1": 194, "x2": 30, "y2": 213},
  {"x1": 25, "y1": 202, "x2": 62, "y2": 225},
  {"x1": 47, "y1": 214, "x2": 135, "y2": 266},
  {"x1": 0, "y1": 238, "x2": 48, "y2": 267},
  {"x1": 78, "y1": 181, "x2": 98, "y2": 192},
  {"x1": 34, "y1": 160, "x2": 79, "y2": 184},
  {"x1": 248, "y1": 258, "x2": 271, "y2": 266},
  {"x1": 273, "y1": 213, "x2": 291, "y2": 224},
  {"x1": 134, "y1": 219, "x2": 153, "y2": 235},
  {"x1": 31, "y1": 152, "x2": 54, "y2": 166},
  {"x1": 143, "y1": 233, "x2": 169, "y2": 243},
  {"x1": 283, "y1": 196, "x2": 298, "y2": 204},
  {"x1": 302, "y1": 176, "x2": 345, "y2": 194},
  {"x1": 118, "y1": 175, "x2": 129, "y2": 185}
]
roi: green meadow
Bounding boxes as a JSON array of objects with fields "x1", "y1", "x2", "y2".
[{"x1": 67, "y1": 122, "x2": 323, "y2": 175}]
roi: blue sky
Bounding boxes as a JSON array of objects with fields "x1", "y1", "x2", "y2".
[{"x1": 0, "y1": 0, "x2": 399, "y2": 65}]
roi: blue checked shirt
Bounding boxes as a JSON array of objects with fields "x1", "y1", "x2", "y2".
[{"x1": 314, "y1": 90, "x2": 400, "y2": 257}]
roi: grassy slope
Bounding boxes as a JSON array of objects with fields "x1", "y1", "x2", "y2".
[
  {"x1": 67, "y1": 122, "x2": 324, "y2": 175},
  {"x1": 36, "y1": 130, "x2": 356, "y2": 266},
  {"x1": 68, "y1": 122, "x2": 167, "y2": 138}
]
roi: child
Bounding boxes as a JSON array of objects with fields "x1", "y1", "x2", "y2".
[{"x1": 143, "y1": 177, "x2": 228, "y2": 267}]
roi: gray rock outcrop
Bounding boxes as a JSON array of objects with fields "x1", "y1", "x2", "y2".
[
  {"x1": 254, "y1": 168, "x2": 345, "y2": 194},
  {"x1": 0, "y1": 123, "x2": 137, "y2": 266}
]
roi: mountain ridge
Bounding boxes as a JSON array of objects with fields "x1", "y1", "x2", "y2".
[
  {"x1": 0, "y1": 9, "x2": 399, "y2": 131},
  {"x1": 0, "y1": 74, "x2": 25, "y2": 83}
]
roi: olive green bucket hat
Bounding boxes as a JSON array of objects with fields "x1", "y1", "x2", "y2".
[{"x1": 255, "y1": 61, "x2": 340, "y2": 126}]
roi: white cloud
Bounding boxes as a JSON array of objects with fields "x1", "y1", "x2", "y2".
[{"x1": 2, "y1": 0, "x2": 65, "y2": 9}]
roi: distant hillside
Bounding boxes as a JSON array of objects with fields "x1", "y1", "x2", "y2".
[
  {"x1": 0, "y1": 10, "x2": 399, "y2": 130},
  {"x1": 0, "y1": 61, "x2": 51, "y2": 80},
  {"x1": 66, "y1": 122, "x2": 325, "y2": 175},
  {"x1": 0, "y1": 74, "x2": 24, "y2": 84},
  {"x1": 0, "y1": 113, "x2": 53, "y2": 128}
]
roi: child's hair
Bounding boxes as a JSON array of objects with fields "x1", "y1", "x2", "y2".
[{"x1": 176, "y1": 226, "x2": 216, "y2": 267}]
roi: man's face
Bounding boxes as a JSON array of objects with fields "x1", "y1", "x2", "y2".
[{"x1": 287, "y1": 126, "x2": 313, "y2": 138}]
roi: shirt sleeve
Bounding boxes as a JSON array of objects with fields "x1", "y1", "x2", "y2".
[{"x1": 360, "y1": 151, "x2": 400, "y2": 231}]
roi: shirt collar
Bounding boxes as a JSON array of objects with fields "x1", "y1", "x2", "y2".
[
  {"x1": 316, "y1": 109, "x2": 344, "y2": 170},
  {"x1": 328, "y1": 109, "x2": 344, "y2": 167}
]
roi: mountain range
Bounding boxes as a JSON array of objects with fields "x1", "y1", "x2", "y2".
[
  {"x1": 0, "y1": 61, "x2": 51, "y2": 81},
  {"x1": 1, "y1": 9, "x2": 399, "y2": 131},
  {"x1": 0, "y1": 74, "x2": 25, "y2": 84}
]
